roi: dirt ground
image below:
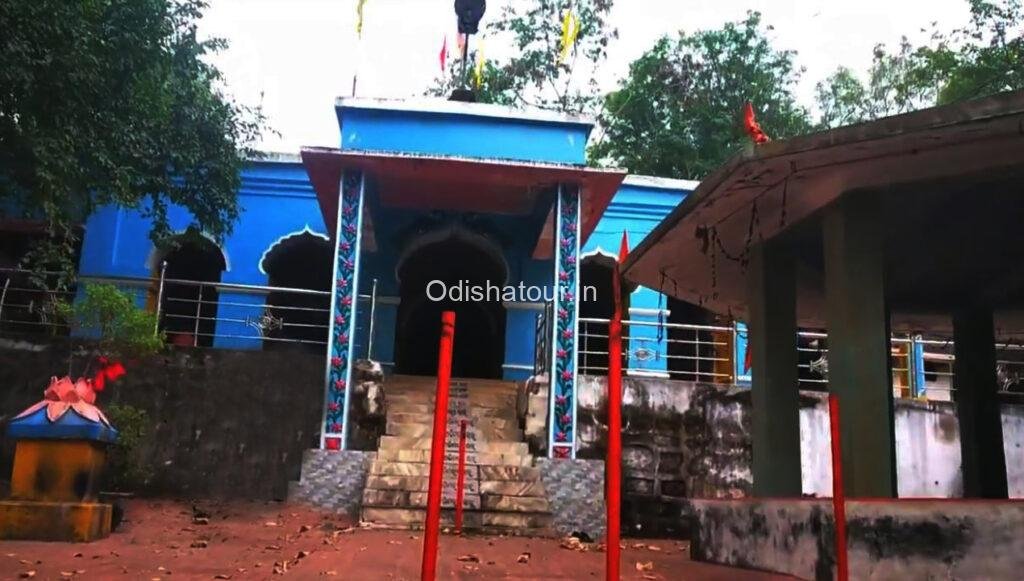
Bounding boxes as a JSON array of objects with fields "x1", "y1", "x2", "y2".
[{"x1": 0, "y1": 500, "x2": 792, "y2": 580}]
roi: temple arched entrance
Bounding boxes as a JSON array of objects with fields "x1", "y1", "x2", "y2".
[
  {"x1": 260, "y1": 231, "x2": 333, "y2": 350},
  {"x1": 155, "y1": 235, "x2": 226, "y2": 347},
  {"x1": 394, "y1": 229, "x2": 507, "y2": 379}
]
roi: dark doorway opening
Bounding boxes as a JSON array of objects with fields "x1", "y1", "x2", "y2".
[
  {"x1": 261, "y1": 232, "x2": 333, "y2": 351},
  {"x1": 394, "y1": 232, "x2": 507, "y2": 379},
  {"x1": 578, "y1": 256, "x2": 630, "y2": 376},
  {"x1": 158, "y1": 236, "x2": 226, "y2": 347}
]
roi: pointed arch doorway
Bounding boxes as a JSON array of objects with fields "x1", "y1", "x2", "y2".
[{"x1": 394, "y1": 228, "x2": 507, "y2": 379}]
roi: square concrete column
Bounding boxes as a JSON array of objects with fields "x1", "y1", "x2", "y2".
[
  {"x1": 953, "y1": 306, "x2": 1009, "y2": 498},
  {"x1": 748, "y1": 241, "x2": 802, "y2": 496},
  {"x1": 320, "y1": 169, "x2": 366, "y2": 451},
  {"x1": 549, "y1": 184, "x2": 581, "y2": 459},
  {"x1": 823, "y1": 195, "x2": 897, "y2": 498}
]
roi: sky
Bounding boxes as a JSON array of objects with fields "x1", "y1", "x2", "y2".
[{"x1": 198, "y1": 0, "x2": 972, "y2": 152}]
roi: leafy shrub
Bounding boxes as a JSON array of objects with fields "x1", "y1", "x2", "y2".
[{"x1": 103, "y1": 403, "x2": 153, "y2": 492}]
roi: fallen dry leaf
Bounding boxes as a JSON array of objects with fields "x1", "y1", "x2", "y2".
[
  {"x1": 642, "y1": 575, "x2": 658, "y2": 580},
  {"x1": 190, "y1": 540, "x2": 208, "y2": 549},
  {"x1": 266, "y1": 545, "x2": 282, "y2": 551},
  {"x1": 19, "y1": 571, "x2": 35, "y2": 579},
  {"x1": 516, "y1": 552, "x2": 531, "y2": 564},
  {"x1": 456, "y1": 554, "x2": 480, "y2": 563},
  {"x1": 632, "y1": 543, "x2": 647, "y2": 549},
  {"x1": 214, "y1": 575, "x2": 232, "y2": 580},
  {"x1": 295, "y1": 550, "x2": 310, "y2": 560},
  {"x1": 635, "y1": 561, "x2": 654, "y2": 572},
  {"x1": 193, "y1": 517, "x2": 210, "y2": 525},
  {"x1": 264, "y1": 521, "x2": 279, "y2": 527},
  {"x1": 647, "y1": 545, "x2": 662, "y2": 552},
  {"x1": 60, "y1": 572, "x2": 74, "y2": 578},
  {"x1": 299, "y1": 525, "x2": 312, "y2": 533},
  {"x1": 560, "y1": 536, "x2": 588, "y2": 552}
]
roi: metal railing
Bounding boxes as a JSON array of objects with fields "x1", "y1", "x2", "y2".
[
  {"x1": 579, "y1": 317, "x2": 736, "y2": 383},
  {"x1": 0, "y1": 267, "x2": 379, "y2": 356},
  {"x1": 577, "y1": 316, "x2": 1024, "y2": 401}
]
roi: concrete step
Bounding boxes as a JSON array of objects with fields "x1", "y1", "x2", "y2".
[
  {"x1": 480, "y1": 480, "x2": 547, "y2": 497},
  {"x1": 360, "y1": 507, "x2": 553, "y2": 534},
  {"x1": 386, "y1": 421, "x2": 523, "y2": 441},
  {"x1": 386, "y1": 393, "x2": 516, "y2": 409},
  {"x1": 379, "y1": 436, "x2": 529, "y2": 456},
  {"x1": 376, "y1": 448, "x2": 534, "y2": 466}
]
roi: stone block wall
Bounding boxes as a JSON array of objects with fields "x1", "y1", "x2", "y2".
[
  {"x1": 0, "y1": 339, "x2": 324, "y2": 500},
  {"x1": 287, "y1": 450, "x2": 375, "y2": 515},
  {"x1": 536, "y1": 457, "x2": 606, "y2": 539}
]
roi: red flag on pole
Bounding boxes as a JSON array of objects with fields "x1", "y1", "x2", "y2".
[
  {"x1": 606, "y1": 230, "x2": 628, "y2": 581},
  {"x1": 743, "y1": 102, "x2": 771, "y2": 144},
  {"x1": 439, "y1": 34, "x2": 449, "y2": 72}
]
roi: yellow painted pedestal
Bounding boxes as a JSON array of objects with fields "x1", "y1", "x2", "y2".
[{"x1": 1, "y1": 439, "x2": 113, "y2": 542}]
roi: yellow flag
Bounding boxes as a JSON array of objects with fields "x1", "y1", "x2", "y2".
[
  {"x1": 356, "y1": 0, "x2": 368, "y2": 38},
  {"x1": 474, "y1": 40, "x2": 486, "y2": 88},
  {"x1": 559, "y1": 9, "x2": 580, "y2": 64}
]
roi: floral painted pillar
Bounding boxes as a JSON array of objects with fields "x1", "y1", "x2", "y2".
[
  {"x1": 320, "y1": 170, "x2": 365, "y2": 451},
  {"x1": 549, "y1": 184, "x2": 581, "y2": 459}
]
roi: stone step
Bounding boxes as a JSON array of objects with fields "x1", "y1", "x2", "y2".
[
  {"x1": 370, "y1": 461, "x2": 479, "y2": 479},
  {"x1": 386, "y1": 421, "x2": 523, "y2": 441},
  {"x1": 386, "y1": 403, "x2": 517, "y2": 419},
  {"x1": 388, "y1": 375, "x2": 518, "y2": 391},
  {"x1": 362, "y1": 489, "x2": 483, "y2": 510},
  {"x1": 369, "y1": 461, "x2": 544, "y2": 484},
  {"x1": 376, "y1": 448, "x2": 534, "y2": 467},
  {"x1": 360, "y1": 507, "x2": 553, "y2": 533},
  {"x1": 386, "y1": 394, "x2": 516, "y2": 409},
  {"x1": 387, "y1": 413, "x2": 518, "y2": 430},
  {"x1": 365, "y1": 475, "x2": 481, "y2": 494},
  {"x1": 480, "y1": 480, "x2": 546, "y2": 497},
  {"x1": 379, "y1": 436, "x2": 529, "y2": 456}
]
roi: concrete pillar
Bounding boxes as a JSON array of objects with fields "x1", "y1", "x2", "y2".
[
  {"x1": 320, "y1": 169, "x2": 366, "y2": 451},
  {"x1": 823, "y1": 195, "x2": 897, "y2": 498},
  {"x1": 748, "y1": 241, "x2": 802, "y2": 496},
  {"x1": 549, "y1": 184, "x2": 581, "y2": 459},
  {"x1": 953, "y1": 306, "x2": 1009, "y2": 498}
]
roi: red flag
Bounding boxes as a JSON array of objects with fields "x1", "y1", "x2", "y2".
[
  {"x1": 439, "y1": 35, "x2": 448, "y2": 72},
  {"x1": 743, "y1": 102, "x2": 770, "y2": 144}
]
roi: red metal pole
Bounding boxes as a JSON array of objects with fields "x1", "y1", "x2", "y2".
[
  {"x1": 421, "y1": 311, "x2": 456, "y2": 581},
  {"x1": 455, "y1": 419, "x2": 468, "y2": 535},
  {"x1": 829, "y1": 393, "x2": 849, "y2": 581},
  {"x1": 606, "y1": 232, "x2": 628, "y2": 581}
]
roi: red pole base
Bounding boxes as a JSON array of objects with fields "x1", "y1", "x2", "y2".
[{"x1": 421, "y1": 311, "x2": 456, "y2": 581}]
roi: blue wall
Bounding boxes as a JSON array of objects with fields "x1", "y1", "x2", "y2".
[
  {"x1": 78, "y1": 159, "x2": 326, "y2": 349},
  {"x1": 338, "y1": 100, "x2": 593, "y2": 165}
]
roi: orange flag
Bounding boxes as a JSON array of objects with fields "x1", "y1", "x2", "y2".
[
  {"x1": 743, "y1": 102, "x2": 770, "y2": 144},
  {"x1": 440, "y1": 35, "x2": 448, "y2": 72}
]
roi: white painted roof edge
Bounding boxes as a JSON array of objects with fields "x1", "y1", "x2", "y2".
[
  {"x1": 247, "y1": 151, "x2": 302, "y2": 163},
  {"x1": 622, "y1": 174, "x2": 700, "y2": 191},
  {"x1": 336, "y1": 96, "x2": 595, "y2": 127}
]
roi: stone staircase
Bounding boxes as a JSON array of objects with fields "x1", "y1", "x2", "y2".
[{"x1": 360, "y1": 374, "x2": 553, "y2": 535}]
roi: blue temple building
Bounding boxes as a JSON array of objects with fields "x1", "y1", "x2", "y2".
[{"x1": 73, "y1": 97, "x2": 742, "y2": 457}]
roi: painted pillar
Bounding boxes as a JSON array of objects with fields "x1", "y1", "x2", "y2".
[
  {"x1": 953, "y1": 306, "x2": 1009, "y2": 498},
  {"x1": 747, "y1": 241, "x2": 802, "y2": 497},
  {"x1": 823, "y1": 194, "x2": 897, "y2": 498},
  {"x1": 320, "y1": 170, "x2": 365, "y2": 451},
  {"x1": 549, "y1": 184, "x2": 581, "y2": 459}
]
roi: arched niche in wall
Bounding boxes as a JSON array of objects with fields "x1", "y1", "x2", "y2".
[
  {"x1": 393, "y1": 226, "x2": 508, "y2": 379},
  {"x1": 259, "y1": 229, "x2": 333, "y2": 351},
  {"x1": 578, "y1": 252, "x2": 632, "y2": 376},
  {"x1": 152, "y1": 233, "x2": 227, "y2": 347}
]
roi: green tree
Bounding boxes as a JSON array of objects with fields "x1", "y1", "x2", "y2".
[
  {"x1": 0, "y1": 0, "x2": 264, "y2": 281},
  {"x1": 590, "y1": 12, "x2": 812, "y2": 179},
  {"x1": 428, "y1": 0, "x2": 617, "y2": 114},
  {"x1": 816, "y1": 0, "x2": 1024, "y2": 128}
]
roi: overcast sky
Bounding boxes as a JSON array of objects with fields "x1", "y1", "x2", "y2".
[{"x1": 198, "y1": 0, "x2": 972, "y2": 152}]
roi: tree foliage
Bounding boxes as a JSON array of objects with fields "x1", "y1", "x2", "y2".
[
  {"x1": 0, "y1": 0, "x2": 264, "y2": 279},
  {"x1": 816, "y1": 0, "x2": 1024, "y2": 128},
  {"x1": 59, "y1": 283, "x2": 164, "y2": 358},
  {"x1": 428, "y1": 0, "x2": 617, "y2": 114},
  {"x1": 590, "y1": 12, "x2": 812, "y2": 179}
]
